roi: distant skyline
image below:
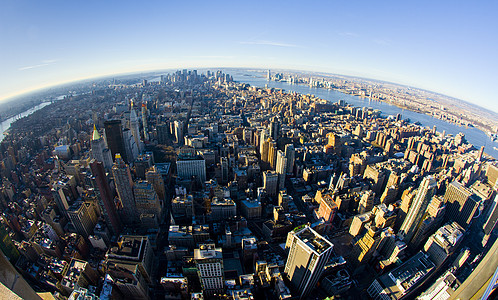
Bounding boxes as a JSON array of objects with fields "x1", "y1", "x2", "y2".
[{"x1": 1, "y1": 1, "x2": 497, "y2": 113}]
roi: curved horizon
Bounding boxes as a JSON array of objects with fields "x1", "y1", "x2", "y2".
[
  {"x1": 2, "y1": 65, "x2": 498, "y2": 118},
  {"x1": 1, "y1": 1, "x2": 497, "y2": 113}
]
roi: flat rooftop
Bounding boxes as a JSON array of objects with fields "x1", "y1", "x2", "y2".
[
  {"x1": 107, "y1": 235, "x2": 148, "y2": 261},
  {"x1": 294, "y1": 226, "x2": 333, "y2": 254},
  {"x1": 194, "y1": 244, "x2": 222, "y2": 260},
  {"x1": 378, "y1": 251, "x2": 435, "y2": 298}
]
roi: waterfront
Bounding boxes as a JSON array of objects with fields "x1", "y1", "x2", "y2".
[
  {"x1": 0, "y1": 102, "x2": 51, "y2": 142},
  {"x1": 233, "y1": 71, "x2": 498, "y2": 159}
]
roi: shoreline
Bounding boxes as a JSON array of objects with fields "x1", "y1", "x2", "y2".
[{"x1": 268, "y1": 78, "x2": 495, "y2": 137}]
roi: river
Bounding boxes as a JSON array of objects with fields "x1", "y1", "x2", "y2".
[
  {"x1": 232, "y1": 71, "x2": 498, "y2": 159},
  {"x1": 0, "y1": 102, "x2": 51, "y2": 142}
]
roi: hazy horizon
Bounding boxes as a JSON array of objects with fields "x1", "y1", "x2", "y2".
[{"x1": 1, "y1": 1, "x2": 497, "y2": 112}]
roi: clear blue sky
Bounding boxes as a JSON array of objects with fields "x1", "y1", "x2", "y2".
[{"x1": 1, "y1": 1, "x2": 497, "y2": 112}]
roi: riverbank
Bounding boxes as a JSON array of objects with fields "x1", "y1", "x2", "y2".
[
  {"x1": 276, "y1": 79, "x2": 493, "y2": 135},
  {"x1": 0, "y1": 102, "x2": 51, "y2": 142},
  {"x1": 233, "y1": 72, "x2": 498, "y2": 159}
]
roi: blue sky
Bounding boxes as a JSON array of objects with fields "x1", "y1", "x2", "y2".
[{"x1": 1, "y1": 1, "x2": 497, "y2": 112}]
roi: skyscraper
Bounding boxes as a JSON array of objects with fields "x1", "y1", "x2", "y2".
[
  {"x1": 122, "y1": 128, "x2": 139, "y2": 162},
  {"x1": 104, "y1": 119, "x2": 128, "y2": 163},
  {"x1": 284, "y1": 226, "x2": 334, "y2": 298},
  {"x1": 134, "y1": 180, "x2": 162, "y2": 218},
  {"x1": 112, "y1": 154, "x2": 137, "y2": 225},
  {"x1": 259, "y1": 129, "x2": 268, "y2": 157},
  {"x1": 263, "y1": 171, "x2": 278, "y2": 197},
  {"x1": 285, "y1": 144, "x2": 295, "y2": 175},
  {"x1": 129, "y1": 107, "x2": 142, "y2": 152},
  {"x1": 358, "y1": 190, "x2": 375, "y2": 214},
  {"x1": 399, "y1": 176, "x2": 437, "y2": 244},
  {"x1": 89, "y1": 160, "x2": 121, "y2": 236},
  {"x1": 220, "y1": 157, "x2": 229, "y2": 184},
  {"x1": 444, "y1": 181, "x2": 481, "y2": 228},
  {"x1": 156, "y1": 123, "x2": 169, "y2": 145},
  {"x1": 276, "y1": 150, "x2": 287, "y2": 190},
  {"x1": 269, "y1": 119, "x2": 280, "y2": 141},
  {"x1": 194, "y1": 244, "x2": 224, "y2": 296},
  {"x1": 67, "y1": 201, "x2": 98, "y2": 238},
  {"x1": 174, "y1": 120, "x2": 184, "y2": 144},
  {"x1": 145, "y1": 166, "x2": 165, "y2": 201},
  {"x1": 423, "y1": 222, "x2": 464, "y2": 267},
  {"x1": 91, "y1": 125, "x2": 113, "y2": 169}
]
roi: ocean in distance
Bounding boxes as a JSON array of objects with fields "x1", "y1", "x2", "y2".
[{"x1": 232, "y1": 71, "x2": 498, "y2": 159}]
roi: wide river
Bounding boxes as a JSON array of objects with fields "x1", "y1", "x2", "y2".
[
  {"x1": 0, "y1": 102, "x2": 51, "y2": 142},
  {"x1": 232, "y1": 71, "x2": 498, "y2": 159}
]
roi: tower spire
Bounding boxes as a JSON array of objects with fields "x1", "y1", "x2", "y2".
[{"x1": 92, "y1": 124, "x2": 101, "y2": 140}]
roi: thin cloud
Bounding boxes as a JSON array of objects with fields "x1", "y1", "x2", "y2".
[
  {"x1": 338, "y1": 32, "x2": 359, "y2": 37},
  {"x1": 373, "y1": 38, "x2": 392, "y2": 46},
  {"x1": 240, "y1": 40, "x2": 302, "y2": 48},
  {"x1": 183, "y1": 55, "x2": 236, "y2": 59},
  {"x1": 19, "y1": 59, "x2": 57, "y2": 71}
]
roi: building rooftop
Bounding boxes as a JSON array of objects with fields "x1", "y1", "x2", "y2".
[
  {"x1": 294, "y1": 226, "x2": 333, "y2": 254},
  {"x1": 155, "y1": 163, "x2": 171, "y2": 175},
  {"x1": 432, "y1": 222, "x2": 464, "y2": 250},
  {"x1": 61, "y1": 259, "x2": 88, "y2": 290},
  {"x1": 107, "y1": 235, "x2": 148, "y2": 261},
  {"x1": 194, "y1": 244, "x2": 222, "y2": 260},
  {"x1": 241, "y1": 199, "x2": 261, "y2": 208},
  {"x1": 376, "y1": 252, "x2": 435, "y2": 298}
]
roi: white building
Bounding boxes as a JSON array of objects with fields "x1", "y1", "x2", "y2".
[{"x1": 194, "y1": 244, "x2": 224, "y2": 295}]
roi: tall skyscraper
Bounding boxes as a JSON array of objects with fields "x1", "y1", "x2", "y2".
[
  {"x1": 129, "y1": 107, "x2": 142, "y2": 152},
  {"x1": 141, "y1": 103, "x2": 149, "y2": 141},
  {"x1": 156, "y1": 123, "x2": 169, "y2": 145},
  {"x1": 444, "y1": 181, "x2": 481, "y2": 228},
  {"x1": 122, "y1": 128, "x2": 139, "y2": 162},
  {"x1": 51, "y1": 184, "x2": 71, "y2": 219},
  {"x1": 260, "y1": 138, "x2": 270, "y2": 163},
  {"x1": 269, "y1": 119, "x2": 280, "y2": 141},
  {"x1": 134, "y1": 180, "x2": 162, "y2": 217},
  {"x1": 90, "y1": 125, "x2": 113, "y2": 169},
  {"x1": 268, "y1": 140, "x2": 277, "y2": 168},
  {"x1": 358, "y1": 190, "x2": 375, "y2": 214},
  {"x1": 284, "y1": 226, "x2": 334, "y2": 298},
  {"x1": 285, "y1": 144, "x2": 295, "y2": 175},
  {"x1": 112, "y1": 154, "x2": 137, "y2": 225},
  {"x1": 399, "y1": 176, "x2": 437, "y2": 243},
  {"x1": 276, "y1": 150, "x2": 287, "y2": 190},
  {"x1": 220, "y1": 157, "x2": 229, "y2": 184},
  {"x1": 423, "y1": 222, "x2": 464, "y2": 267},
  {"x1": 67, "y1": 201, "x2": 98, "y2": 238},
  {"x1": 89, "y1": 160, "x2": 121, "y2": 236},
  {"x1": 145, "y1": 166, "x2": 165, "y2": 201},
  {"x1": 259, "y1": 129, "x2": 268, "y2": 157},
  {"x1": 174, "y1": 120, "x2": 184, "y2": 144},
  {"x1": 263, "y1": 171, "x2": 278, "y2": 197},
  {"x1": 104, "y1": 119, "x2": 128, "y2": 163}
]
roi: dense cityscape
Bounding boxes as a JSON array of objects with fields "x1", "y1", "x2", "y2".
[
  {"x1": 1, "y1": 69, "x2": 498, "y2": 300},
  {"x1": 265, "y1": 70, "x2": 498, "y2": 135}
]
